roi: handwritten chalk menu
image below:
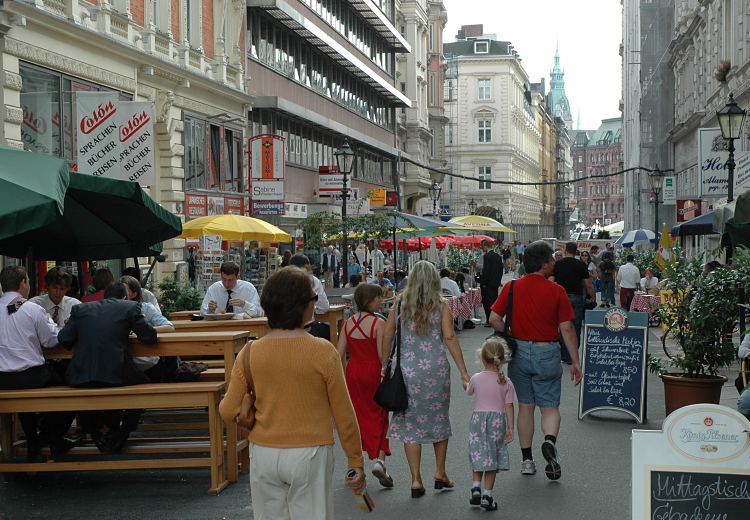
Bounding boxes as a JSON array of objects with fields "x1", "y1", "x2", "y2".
[
  {"x1": 579, "y1": 309, "x2": 648, "y2": 423},
  {"x1": 650, "y1": 470, "x2": 749, "y2": 519},
  {"x1": 632, "y1": 404, "x2": 750, "y2": 520}
]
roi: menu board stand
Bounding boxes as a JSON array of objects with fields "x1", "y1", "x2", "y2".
[{"x1": 578, "y1": 308, "x2": 649, "y2": 424}]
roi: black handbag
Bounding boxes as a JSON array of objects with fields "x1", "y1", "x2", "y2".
[
  {"x1": 499, "y1": 280, "x2": 518, "y2": 357},
  {"x1": 374, "y1": 304, "x2": 408, "y2": 412}
]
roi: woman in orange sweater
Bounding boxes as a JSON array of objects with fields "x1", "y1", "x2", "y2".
[{"x1": 220, "y1": 267, "x2": 365, "y2": 519}]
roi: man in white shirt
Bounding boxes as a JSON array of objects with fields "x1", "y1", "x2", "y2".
[
  {"x1": 200, "y1": 262, "x2": 263, "y2": 318},
  {"x1": 615, "y1": 254, "x2": 641, "y2": 310},
  {"x1": 440, "y1": 268, "x2": 462, "y2": 297},
  {"x1": 29, "y1": 266, "x2": 81, "y2": 327},
  {"x1": 0, "y1": 266, "x2": 74, "y2": 460}
]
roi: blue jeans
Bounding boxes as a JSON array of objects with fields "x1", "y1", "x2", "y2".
[
  {"x1": 601, "y1": 279, "x2": 615, "y2": 305},
  {"x1": 508, "y1": 341, "x2": 563, "y2": 407}
]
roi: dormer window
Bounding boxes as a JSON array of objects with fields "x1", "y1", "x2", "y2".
[{"x1": 474, "y1": 41, "x2": 489, "y2": 54}]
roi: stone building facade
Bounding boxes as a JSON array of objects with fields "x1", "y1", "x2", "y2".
[
  {"x1": 1, "y1": 0, "x2": 251, "y2": 278},
  {"x1": 443, "y1": 27, "x2": 543, "y2": 243}
]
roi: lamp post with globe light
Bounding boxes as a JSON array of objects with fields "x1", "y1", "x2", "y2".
[{"x1": 334, "y1": 139, "x2": 355, "y2": 282}]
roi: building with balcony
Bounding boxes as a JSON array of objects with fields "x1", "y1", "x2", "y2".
[
  {"x1": 394, "y1": 0, "x2": 448, "y2": 215},
  {"x1": 1, "y1": 0, "x2": 252, "y2": 278},
  {"x1": 573, "y1": 118, "x2": 624, "y2": 227},
  {"x1": 443, "y1": 26, "x2": 542, "y2": 242},
  {"x1": 245, "y1": 0, "x2": 410, "y2": 230}
]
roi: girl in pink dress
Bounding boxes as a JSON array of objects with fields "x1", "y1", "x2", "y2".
[{"x1": 466, "y1": 337, "x2": 516, "y2": 511}]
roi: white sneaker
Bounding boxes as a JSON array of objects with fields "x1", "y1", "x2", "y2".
[
  {"x1": 521, "y1": 459, "x2": 536, "y2": 475},
  {"x1": 371, "y1": 459, "x2": 393, "y2": 488}
]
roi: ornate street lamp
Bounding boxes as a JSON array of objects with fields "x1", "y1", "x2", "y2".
[
  {"x1": 334, "y1": 139, "x2": 355, "y2": 282},
  {"x1": 468, "y1": 198, "x2": 477, "y2": 215},
  {"x1": 428, "y1": 181, "x2": 442, "y2": 217},
  {"x1": 716, "y1": 93, "x2": 747, "y2": 202},
  {"x1": 647, "y1": 164, "x2": 666, "y2": 249}
]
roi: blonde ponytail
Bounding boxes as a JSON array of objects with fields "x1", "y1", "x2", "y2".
[{"x1": 481, "y1": 337, "x2": 509, "y2": 385}]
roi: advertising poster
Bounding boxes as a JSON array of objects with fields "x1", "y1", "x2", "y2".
[
  {"x1": 76, "y1": 92, "x2": 120, "y2": 178},
  {"x1": 249, "y1": 134, "x2": 285, "y2": 179},
  {"x1": 185, "y1": 193, "x2": 208, "y2": 220},
  {"x1": 21, "y1": 93, "x2": 58, "y2": 156},
  {"x1": 676, "y1": 199, "x2": 702, "y2": 222},
  {"x1": 698, "y1": 127, "x2": 750, "y2": 197},
  {"x1": 117, "y1": 101, "x2": 155, "y2": 185}
]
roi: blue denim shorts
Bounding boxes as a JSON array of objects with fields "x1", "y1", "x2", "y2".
[{"x1": 508, "y1": 340, "x2": 563, "y2": 408}]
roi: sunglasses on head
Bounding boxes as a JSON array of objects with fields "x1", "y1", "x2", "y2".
[{"x1": 310, "y1": 294, "x2": 318, "y2": 302}]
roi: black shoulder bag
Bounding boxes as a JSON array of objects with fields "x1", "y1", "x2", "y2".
[
  {"x1": 374, "y1": 303, "x2": 408, "y2": 412},
  {"x1": 497, "y1": 280, "x2": 518, "y2": 357}
]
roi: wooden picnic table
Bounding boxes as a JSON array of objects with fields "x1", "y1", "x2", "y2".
[
  {"x1": 44, "y1": 331, "x2": 249, "y2": 482},
  {"x1": 172, "y1": 318, "x2": 269, "y2": 338},
  {"x1": 168, "y1": 305, "x2": 348, "y2": 345}
]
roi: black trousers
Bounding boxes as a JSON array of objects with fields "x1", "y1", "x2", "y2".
[
  {"x1": 74, "y1": 359, "x2": 149, "y2": 435},
  {"x1": 481, "y1": 284, "x2": 500, "y2": 322},
  {"x1": 0, "y1": 364, "x2": 74, "y2": 448}
]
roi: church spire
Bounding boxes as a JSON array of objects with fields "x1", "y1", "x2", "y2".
[{"x1": 549, "y1": 44, "x2": 573, "y2": 130}]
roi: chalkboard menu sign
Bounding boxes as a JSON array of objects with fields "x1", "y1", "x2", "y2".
[
  {"x1": 632, "y1": 404, "x2": 750, "y2": 519},
  {"x1": 650, "y1": 469, "x2": 750, "y2": 519},
  {"x1": 578, "y1": 308, "x2": 648, "y2": 423}
]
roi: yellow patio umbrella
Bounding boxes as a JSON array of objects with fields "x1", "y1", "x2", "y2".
[
  {"x1": 179, "y1": 214, "x2": 292, "y2": 243},
  {"x1": 443, "y1": 215, "x2": 515, "y2": 233}
]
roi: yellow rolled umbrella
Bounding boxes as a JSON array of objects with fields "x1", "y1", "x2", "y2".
[
  {"x1": 443, "y1": 215, "x2": 515, "y2": 233},
  {"x1": 179, "y1": 214, "x2": 292, "y2": 243}
]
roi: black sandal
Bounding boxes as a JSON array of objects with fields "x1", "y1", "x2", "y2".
[{"x1": 434, "y1": 477, "x2": 454, "y2": 490}]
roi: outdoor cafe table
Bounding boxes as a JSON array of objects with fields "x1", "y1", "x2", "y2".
[
  {"x1": 44, "y1": 331, "x2": 249, "y2": 481},
  {"x1": 173, "y1": 318, "x2": 269, "y2": 338},
  {"x1": 445, "y1": 288, "x2": 481, "y2": 322},
  {"x1": 629, "y1": 291, "x2": 660, "y2": 322},
  {"x1": 169, "y1": 304, "x2": 347, "y2": 345}
]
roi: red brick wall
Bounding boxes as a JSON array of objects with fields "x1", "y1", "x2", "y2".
[
  {"x1": 202, "y1": 0, "x2": 214, "y2": 58},
  {"x1": 131, "y1": 0, "x2": 144, "y2": 27},
  {"x1": 171, "y1": 0, "x2": 180, "y2": 41}
]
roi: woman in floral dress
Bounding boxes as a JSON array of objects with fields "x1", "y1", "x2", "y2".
[{"x1": 383, "y1": 261, "x2": 471, "y2": 498}]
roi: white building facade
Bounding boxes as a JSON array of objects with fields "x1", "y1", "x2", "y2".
[
  {"x1": 443, "y1": 35, "x2": 542, "y2": 242},
  {"x1": 395, "y1": 0, "x2": 447, "y2": 215}
]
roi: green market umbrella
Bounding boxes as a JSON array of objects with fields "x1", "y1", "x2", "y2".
[
  {"x1": 0, "y1": 145, "x2": 69, "y2": 241},
  {"x1": 0, "y1": 148, "x2": 181, "y2": 260}
]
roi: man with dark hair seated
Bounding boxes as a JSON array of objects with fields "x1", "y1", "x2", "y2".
[
  {"x1": 200, "y1": 261, "x2": 263, "y2": 318},
  {"x1": 0, "y1": 266, "x2": 75, "y2": 460},
  {"x1": 58, "y1": 282, "x2": 157, "y2": 453}
]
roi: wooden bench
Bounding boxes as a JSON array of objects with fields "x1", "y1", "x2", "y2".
[
  {"x1": 0, "y1": 382, "x2": 229, "y2": 495},
  {"x1": 43, "y1": 332, "x2": 250, "y2": 482}
]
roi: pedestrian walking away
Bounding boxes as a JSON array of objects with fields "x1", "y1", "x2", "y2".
[
  {"x1": 488, "y1": 240, "x2": 582, "y2": 481},
  {"x1": 480, "y1": 240, "x2": 503, "y2": 326},
  {"x1": 616, "y1": 254, "x2": 640, "y2": 311},
  {"x1": 337, "y1": 284, "x2": 393, "y2": 488},
  {"x1": 219, "y1": 267, "x2": 365, "y2": 520},
  {"x1": 551, "y1": 242, "x2": 595, "y2": 364},
  {"x1": 383, "y1": 261, "x2": 470, "y2": 498},
  {"x1": 466, "y1": 336, "x2": 516, "y2": 512}
]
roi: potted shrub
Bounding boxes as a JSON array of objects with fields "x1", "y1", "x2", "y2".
[
  {"x1": 650, "y1": 249, "x2": 750, "y2": 414},
  {"x1": 156, "y1": 276, "x2": 203, "y2": 318}
]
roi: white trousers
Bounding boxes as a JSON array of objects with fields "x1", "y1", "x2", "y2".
[{"x1": 250, "y1": 444, "x2": 334, "y2": 520}]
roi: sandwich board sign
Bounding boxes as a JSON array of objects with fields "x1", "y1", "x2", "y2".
[{"x1": 631, "y1": 404, "x2": 750, "y2": 519}]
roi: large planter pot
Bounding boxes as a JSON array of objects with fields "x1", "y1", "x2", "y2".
[{"x1": 660, "y1": 373, "x2": 728, "y2": 415}]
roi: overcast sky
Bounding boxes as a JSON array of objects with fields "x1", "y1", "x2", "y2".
[{"x1": 441, "y1": 0, "x2": 622, "y2": 131}]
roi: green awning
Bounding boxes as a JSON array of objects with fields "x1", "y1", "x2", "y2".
[
  {"x1": 0, "y1": 145, "x2": 69, "y2": 241},
  {"x1": 0, "y1": 147, "x2": 182, "y2": 260}
]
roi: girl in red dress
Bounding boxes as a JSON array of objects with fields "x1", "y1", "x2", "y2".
[{"x1": 337, "y1": 283, "x2": 393, "y2": 487}]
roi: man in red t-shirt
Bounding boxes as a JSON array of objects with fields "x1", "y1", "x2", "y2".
[{"x1": 489, "y1": 240, "x2": 582, "y2": 482}]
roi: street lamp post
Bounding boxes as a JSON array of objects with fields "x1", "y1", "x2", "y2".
[
  {"x1": 647, "y1": 165, "x2": 666, "y2": 250},
  {"x1": 334, "y1": 139, "x2": 355, "y2": 283},
  {"x1": 716, "y1": 93, "x2": 747, "y2": 203},
  {"x1": 498, "y1": 211, "x2": 504, "y2": 244},
  {"x1": 428, "y1": 181, "x2": 442, "y2": 217},
  {"x1": 468, "y1": 198, "x2": 477, "y2": 215}
]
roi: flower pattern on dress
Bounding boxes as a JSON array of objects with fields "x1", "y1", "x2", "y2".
[
  {"x1": 466, "y1": 411, "x2": 510, "y2": 472},
  {"x1": 387, "y1": 308, "x2": 452, "y2": 444}
]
